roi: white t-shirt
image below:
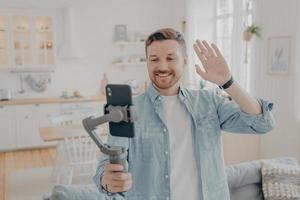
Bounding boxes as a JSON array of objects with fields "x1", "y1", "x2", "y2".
[{"x1": 161, "y1": 95, "x2": 199, "y2": 200}]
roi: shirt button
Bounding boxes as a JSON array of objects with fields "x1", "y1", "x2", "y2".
[
  {"x1": 165, "y1": 151, "x2": 168, "y2": 155},
  {"x1": 163, "y1": 128, "x2": 167, "y2": 132},
  {"x1": 165, "y1": 175, "x2": 169, "y2": 179}
]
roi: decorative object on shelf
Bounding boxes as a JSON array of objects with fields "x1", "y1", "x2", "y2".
[
  {"x1": 24, "y1": 73, "x2": 51, "y2": 93},
  {"x1": 114, "y1": 24, "x2": 128, "y2": 42},
  {"x1": 243, "y1": 24, "x2": 261, "y2": 64},
  {"x1": 268, "y1": 36, "x2": 290, "y2": 75},
  {"x1": 100, "y1": 73, "x2": 109, "y2": 95},
  {"x1": 61, "y1": 91, "x2": 70, "y2": 99},
  {"x1": 73, "y1": 90, "x2": 82, "y2": 98},
  {"x1": 138, "y1": 33, "x2": 147, "y2": 42}
]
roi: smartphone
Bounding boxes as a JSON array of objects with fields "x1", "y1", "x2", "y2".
[{"x1": 105, "y1": 84, "x2": 135, "y2": 138}]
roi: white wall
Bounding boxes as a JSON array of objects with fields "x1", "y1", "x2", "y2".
[
  {"x1": 0, "y1": 0, "x2": 185, "y2": 98},
  {"x1": 255, "y1": 0, "x2": 300, "y2": 162}
]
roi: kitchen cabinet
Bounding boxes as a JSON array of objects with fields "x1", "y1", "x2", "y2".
[
  {"x1": 0, "y1": 11, "x2": 56, "y2": 70},
  {"x1": 0, "y1": 15, "x2": 9, "y2": 67},
  {"x1": 0, "y1": 101, "x2": 104, "y2": 152},
  {"x1": 15, "y1": 104, "x2": 60, "y2": 149},
  {"x1": 0, "y1": 106, "x2": 17, "y2": 150}
]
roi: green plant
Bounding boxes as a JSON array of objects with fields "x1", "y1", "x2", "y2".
[{"x1": 246, "y1": 25, "x2": 261, "y2": 37}]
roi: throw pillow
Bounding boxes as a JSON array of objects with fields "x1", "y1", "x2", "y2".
[{"x1": 262, "y1": 162, "x2": 300, "y2": 199}]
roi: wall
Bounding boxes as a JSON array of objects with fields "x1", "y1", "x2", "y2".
[
  {"x1": 255, "y1": 0, "x2": 300, "y2": 162},
  {"x1": 0, "y1": 0, "x2": 185, "y2": 98}
]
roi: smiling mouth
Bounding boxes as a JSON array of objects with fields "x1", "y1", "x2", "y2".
[{"x1": 155, "y1": 72, "x2": 172, "y2": 78}]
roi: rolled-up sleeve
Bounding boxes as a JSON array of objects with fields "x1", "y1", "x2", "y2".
[{"x1": 212, "y1": 92, "x2": 275, "y2": 134}]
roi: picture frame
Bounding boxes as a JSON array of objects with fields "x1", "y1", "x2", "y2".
[
  {"x1": 268, "y1": 36, "x2": 291, "y2": 75},
  {"x1": 114, "y1": 24, "x2": 128, "y2": 42}
]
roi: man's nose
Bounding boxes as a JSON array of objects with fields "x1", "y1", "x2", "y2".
[{"x1": 157, "y1": 60, "x2": 169, "y2": 69}]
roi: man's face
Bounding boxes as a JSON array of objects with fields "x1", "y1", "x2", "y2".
[{"x1": 146, "y1": 40, "x2": 187, "y2": 93}]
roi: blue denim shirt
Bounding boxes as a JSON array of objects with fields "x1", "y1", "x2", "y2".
[{"x1": 94, "y1": 84, "x2": 274, "y2": 200}]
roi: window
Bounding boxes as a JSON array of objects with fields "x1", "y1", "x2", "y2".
[{"x1": 215, "y1": 0, "x2": 255, "y2": 91}]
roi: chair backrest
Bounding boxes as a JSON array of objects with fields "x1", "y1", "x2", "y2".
[
  {"x1": 50, "y1": 113, "x2": 101, "y2": 165},
  {"x1": 62, "y1": 135, "x2": 99, "y2": 164}
]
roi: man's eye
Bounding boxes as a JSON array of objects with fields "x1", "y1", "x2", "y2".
[
  {"x1": 167, "y1": 58, "x2": 175, "y2": 61},
  {"x1": 150, "y1": 59, "x2": 158, "y2": 62}
]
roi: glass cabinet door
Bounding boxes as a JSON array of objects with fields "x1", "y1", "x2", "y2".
[
  {"x1": 35, "y1": 16, "x2": 54, "y2": 65},
  {"x1": 0, "y1": 16, "x2": 9, "y2": 67},
  {"x1": 13, "y1": 15, "x2": 32, "y2": 66}
]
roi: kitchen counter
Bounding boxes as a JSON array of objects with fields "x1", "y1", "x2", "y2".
[{"x1": 0, "y1": 96, "x2": 106, "y2": 106}]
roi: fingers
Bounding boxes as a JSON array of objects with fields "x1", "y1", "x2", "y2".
[
  {"x1": 105, "y1": 179, "x2": 133, "y2": 193},
  {"x1": 107, "y1": 171, "x2": 132, "y2": 181},
  {"x1": 195, "y1": 64, "x2": 208, "y2": 80},
  {"x1": 211, "y1": 43, "x2": 222, "y2": 57},
  {"x1": 202, "y1": 40, "x2": 216, "y2": 57},
  {"x1": 195, "y1": 40, "x2": 208, "y2": 57},
  {"x1": 193, "y1": 44, "x2": 207, "y2": 63},
  {"x1": 195, "y1": 40, "x2": 221, "y2": 58},
  {"x1": 102, "y1": 172, "x2": 133, "y2": 193},
  {"x1": 102, "y1": 163, "x2": 133, "y2": 193},
  {"x1": 104, "y1": 163, "x2": 124, "y2": 172}
]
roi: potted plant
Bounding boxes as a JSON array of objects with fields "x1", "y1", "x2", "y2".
[{"x1": 243, "y1": 25, "x2": 261, "y2": 42}]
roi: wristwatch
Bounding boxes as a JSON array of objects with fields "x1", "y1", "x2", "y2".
[{"x1": 219, "y1": 76, "x2": 234, "y2": 90}]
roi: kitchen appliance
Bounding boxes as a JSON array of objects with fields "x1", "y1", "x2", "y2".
[{"x1": 0, "y1": 89, "x2": 12, "y2": 101}]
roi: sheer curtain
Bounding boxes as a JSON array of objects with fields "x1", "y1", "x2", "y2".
[{"x1": 185, "y1": 0, "x2": 257, "y2": 92}]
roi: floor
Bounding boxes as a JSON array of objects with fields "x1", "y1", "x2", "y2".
[{"x1": 0, "y1": 147, "x2": 57, "y2": 200}]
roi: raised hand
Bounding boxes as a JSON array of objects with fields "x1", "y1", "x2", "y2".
[{"x1": 193, "y1": 40, "x2": 231, "y2": 86}]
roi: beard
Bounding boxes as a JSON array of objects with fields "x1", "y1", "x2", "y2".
[{"x1": 150, "y1": 69, "x2": 180, "y2": 90}]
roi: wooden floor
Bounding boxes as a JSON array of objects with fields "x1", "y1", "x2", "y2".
[{"x1": 0, "y1": 147, "x2": 57, "y2": 200}]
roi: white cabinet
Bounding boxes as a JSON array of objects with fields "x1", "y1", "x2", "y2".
[
  {"x1": 0, "y1": 106, "x2": 17, "y2": 151},
  {"x1": 16, "y1": 105, "x2": 41, "y2": 149},
  {"x1": 0, "y1": 101, "x2": 104, "y2": 152},
  {"x1": 0, "y1": 11, "x2": 56, "y2": 70},
  {"x1": 15, "y1": 104, "x2": 60, "y2": 149},
  {"x1": 38, "y1": 104, "x2": 60, "y2": 127}
]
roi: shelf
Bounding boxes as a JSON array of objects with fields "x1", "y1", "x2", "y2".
[
  {"x1": 115, "y1": 41, "x2": 144, "y2": 46},
  {"x1": 112, "y1": 62, "x2": 146, "y2": 67},
  {"x1": 8, "y1": 66, "x2": 55, "y2": 73}
]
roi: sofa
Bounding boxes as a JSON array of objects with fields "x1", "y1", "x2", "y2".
[{"x1": 48, "y1": 157, "x2": 298, "y2": 200}]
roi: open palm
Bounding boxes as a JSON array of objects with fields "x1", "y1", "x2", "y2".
[{"x1": 193, "y1": 40, "x2": 231, "y2": 86}]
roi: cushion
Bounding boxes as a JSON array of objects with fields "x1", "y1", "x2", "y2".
[
  {"x1": 226, "y1": 157, "x2": 298, "y2": 190},
  {"x1": 230, "y1": 183, "x2": 263, "y2": 200},
  {"x1": 49, "y1": 184, "x2": 105, "y2": 200},
  {"x1": 262, "y1": 162, "x2": 300, "y2": 199}
]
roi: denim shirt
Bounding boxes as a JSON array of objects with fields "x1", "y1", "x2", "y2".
[{"x1": 94, "y1": 84, "x2": 275, "y2": 200}]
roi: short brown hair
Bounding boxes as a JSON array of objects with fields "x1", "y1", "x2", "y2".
[{"x1": 145, "y1": 28, "x2": 187, "y2": 56}]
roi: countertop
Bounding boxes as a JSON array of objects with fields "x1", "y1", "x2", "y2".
[{"x1": 0, "y1": 95, "x2": 106, "y2": 106}]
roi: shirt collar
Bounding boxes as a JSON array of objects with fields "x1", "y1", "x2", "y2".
[{"x1": 147, "y1": 83, "x2": 187, "y2": 104}]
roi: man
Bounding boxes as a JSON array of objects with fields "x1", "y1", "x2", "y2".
[{"x1": 94, "y1": 28, "x2": 274, "y2": 200}]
